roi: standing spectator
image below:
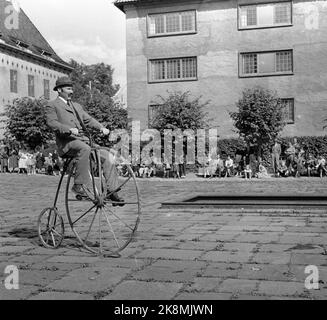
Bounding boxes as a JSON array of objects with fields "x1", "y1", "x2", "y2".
[
  {"x1": 271, "y1": 138, "x2": 281, "y2": 176},
  {"x1": 0, "y1": 146, "x2": 9, "y2": 173},
  {"x1": 216, "y1": 154, "x2": 225, "y2": 178},
  {"x1": 8, "y1": 150, "x2": 19, "y2": 173},
  {"x1": 225, "y1": 155, "x2": 234, "y2": 177},
  {"x1": 36, "y1": 151, "x2": 45, "y2": 174},
  {"x1": 178, "y1": 154, "x2": 186, "y2": 179},
  {"x1": 163, "y1": 154, "x2": 172, "y2": 178},
  {"x1": 244, "y1": 164, "x2": 252, "y2": 180},
  {"x1": 45, "y1": 153, "x2": 54, "y2": 175},
  {"x1": 316, "y1": 156, "x2": 327, "y2": 178},
  {"x1": 26, "y1": 152, "x2": 33, "y2": 175},
  {"x1": 285, "y1": 141, "x2": 296, "y2": 174},
  {"x1": 208, "y1": 154, "x2": 218, "y2": 178},
  {"x1": 18, "y1": 150, "x2": 28, "y2": 174}
]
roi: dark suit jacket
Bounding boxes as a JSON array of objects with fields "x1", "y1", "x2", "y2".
[{"x1": 45, "y1": 97, "x2": 103, "y2": 156}]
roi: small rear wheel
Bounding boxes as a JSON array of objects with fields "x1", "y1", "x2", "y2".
[{"x1": 38, "y1": 207, "x2": 65, "y2": 249}]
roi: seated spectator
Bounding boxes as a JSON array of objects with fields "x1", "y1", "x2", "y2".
[
  {"x1": 244, "y1": 164, "x2": 252, "y2": 180},
  {"x1": 305, "y1": 154, "x2": 317, "y2": 177},
  {"x1": 216, "y1": 154, "x2": 225, "y2": 178},
  {"x1": 256, "y1": 162, "x2": 271, "y2": 179},
  {"x1": 277, "y1": 160, "x2": 289, "y2": 177},
  {"x1": 225, "y1": 155, "x2": 234, "y2": 177},
  {"x1": 316, "y1": 156, "x2": 327, "y2": 178}
]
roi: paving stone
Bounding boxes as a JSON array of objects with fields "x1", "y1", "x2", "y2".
[
  {"x1": 102, "y1": 281, "x2": 182, "y2": 300},
  {"x1": 237, "y1": 264, "x2": 291, "y2": 281},
  {"x1": 0, "y1": 285, "x2": 40, "y2": 300},
  {"x1": 19, "y1": 269, "x2": 68, "y2": 286},
  {"x1": 257, "y1": 281, "x2": 309, "y2": 297},
  {"x1": 47, "y1": 266, "x2": 130, "y2": 293},
  {"x1": 184, "y1": 277, "x2": 223, "y2": 292},
  {"x1": 45, "y1": 255, "x2": 102, "y2": 264},
  {"x1": 217, "y1": 279, "x2": 259, "y2": 294},
  {"x1": 291, "y1": 253, "x2": 327, "y2": 266},
  {"x1": 0, "y1": 246, "x2": 34, "y2": 254},
  {"x1": 175, "y1": 292, "x2": 232, "y2": 300},
  {"x1": 251, "y1": 252, "x2": 291, "y2": 264},
  {"x1": 137, "y1": 249, "x2": 203, "y2": 260},
  {"x1": 28, "y1": 291, "x2": 94, "y2": 300},
  {"x1": 202, "y1": 262, "x2": 241, "y2": 278},
  {"x1": 202, "y1": 251, "x2": 252, "y2": 263},
  {"x1": 222, "y1": 242, "x2": 257, "y2": 252}
]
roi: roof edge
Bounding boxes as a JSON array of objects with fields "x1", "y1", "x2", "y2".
[{"x1": 0, "y1": 42, "x2": 73, "y2": 72}]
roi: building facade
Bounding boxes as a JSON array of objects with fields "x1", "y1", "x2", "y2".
[
  {"x1": 115, "y1": 0, "x2": 327, "y2": 138},
  {"x1": 0, "y1": 0, "x2": 72, "y2": 139}
]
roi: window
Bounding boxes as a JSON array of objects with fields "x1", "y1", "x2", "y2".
[
  {"x1": 149, "y1": 57, "x2": 197, "y2": 82},
  {"x1": 281, "y1": 98, "x2": 295, "y2": 124},
  {"x1": 240, "y1": 50, "x2": 293, "y2": 77},
  {"x1": 28, "y1": 75, "x2": 35, "y2": 97},
  {"x1": 239, "y1": 1, "x2": 292, "y2": 29},
  {"x1": 148, "y1": 104, "x2": 161, "y2": 125},
  {"x1": 44, "y1": 79, "x2": 50, "y2": 100},
  {"x1": 148, "y1": 10, "x2": 196, "y2": 36},
  {"x1": 10, "y1": 70, "x2": 18, "y2": 93}
]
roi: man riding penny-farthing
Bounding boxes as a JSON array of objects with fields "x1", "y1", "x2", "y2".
[{"x1": 37, "y1": 77, "x2": 141, "y2": 257}]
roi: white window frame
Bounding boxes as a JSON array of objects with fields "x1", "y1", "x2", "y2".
[
  {"x1": 147, "y1": 10, "x2": 197, "y2": 37},
  {"x1": 239, "y1": 50, "x2": 293, "y2": 77},
  {"x1": 10, "y1": 69, "x2": 18, "y2": 93},
  {"x1": 238, "y1": 1, "x2": 293, "y2": 30},
  {"x1": 281, "y1": 98, "x2": 295, "y2": 124},
  {"x1": 149, "y1": 57, "x2": 198, "y2": 83},
  {"x1": 28, "y1": 74, "x2": 35, "y2": 97}
]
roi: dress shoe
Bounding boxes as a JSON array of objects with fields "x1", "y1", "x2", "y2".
[
  {"x1": 71, "y1": 184, "x2": 87, "y2": 198},
  {"x1": 106, "y1": 191, "x2": 125, "y2": 207}
]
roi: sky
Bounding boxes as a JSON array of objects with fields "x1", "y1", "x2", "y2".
[{"x1": 17, "y1": 0, "x2": 127, "y2": 86}]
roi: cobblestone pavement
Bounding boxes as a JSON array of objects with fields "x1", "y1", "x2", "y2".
[{"x1": 0, "y1": 173, "x2": 327, "y2": 300}]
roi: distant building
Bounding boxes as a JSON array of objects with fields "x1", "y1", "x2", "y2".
[
  {"x1": 115, "y1": 0, "x2": 327, "y2": 138},
  {"x1": 0, "y1": 0, "x2": 72, "y2": 139}
]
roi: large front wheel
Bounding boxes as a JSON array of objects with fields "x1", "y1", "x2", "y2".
[{"x1": 65, "y1": 155, "x2": 141, "y2": 257}]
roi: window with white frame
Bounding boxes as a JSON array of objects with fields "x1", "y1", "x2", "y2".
[
  {"x1": 240, "y1": 50, "x2": 293, "y2": 77},
  {"x1": 281, "y1": 98, "x2": 295, "y2": 124},
  {"x1": 239, "y1": 1, "x2": 292, "y2": 29},
  {"x1": 10, "y1": 70, "x2": 18, "y2": 93},
  {"x1": 28, "y1": 75, "x2": 35, "y2": 97},
  {"x1": 148, "y1": 10, "x2": 196, "y2": 36},
  {"x1": 44, "y1": 79, "x2": 50, "y2": 100},
  {"x1": 149, "y1": 57, "x2": 197, "y2": 82}
]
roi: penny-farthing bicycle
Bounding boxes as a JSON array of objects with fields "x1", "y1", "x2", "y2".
[{"x1": 37, "y1": 134, "x2": 141, "y2": 257}]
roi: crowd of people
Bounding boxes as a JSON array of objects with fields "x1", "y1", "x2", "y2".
[
  {"x1": 1, "y1": 138, "x2": 327, "y2": 179},
  {"x1": 197, "y1": 138, "x2": 327, "y2": 179},
  {"x1": 0, "y1": 146, "x2": 62, "y2": 176}
]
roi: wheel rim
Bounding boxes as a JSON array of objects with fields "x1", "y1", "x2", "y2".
[
  {"x1": 38, "y1": 208, "x2": 65, "y2": 249},
  {"x1": 65, "y1": 159, "x2": 141, "y2": 256}
]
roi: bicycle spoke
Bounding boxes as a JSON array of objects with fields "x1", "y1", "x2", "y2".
[
  {"x1": 51, "y1": 228, "x2": 62, "y2": 237},
  {"x1": 102, "y1": 209, "x2": 120, "y2": 248},
  {"x1": 104, "y1": 205, "x2": 134, "y2": 231},
  {"x1": 51, "y1": 232, "x2": 56, "y2": 247},
  {"x1": 72, "y1": 204, "x2": 97, "y2": 225},
  {"x1": 84, "y1": 207, "x2": 99, "y2": 243}
]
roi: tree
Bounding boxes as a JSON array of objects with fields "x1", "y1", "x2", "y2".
[
  {"x1": 229, "y1": 87, "x2": 286, "y2": 157},
  {"x1": 150, "y1": 91, "x2": 210, "y2": 132},
  {"x1": 68, "y1": 59, "x2": 127, "y2": 132},
  {"x1": 5, "y1": 98, "x2": 54, "y2": 150}
]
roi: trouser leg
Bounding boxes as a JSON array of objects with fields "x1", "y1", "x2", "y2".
[
  {"x1": 64, "y1": 140, "x2": 91, "y2": 185},
  {"x1": 100, "y1": 149, "x2": 120, "y2": 191}
]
